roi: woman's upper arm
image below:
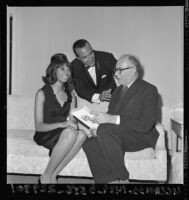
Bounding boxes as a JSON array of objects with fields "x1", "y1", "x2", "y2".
[
  {"x1": 70, "y1": 90, "x2": 77, "y2": 109},
  {"x1": 34, "y1": 90, "x2": 45, "y2": 125}
]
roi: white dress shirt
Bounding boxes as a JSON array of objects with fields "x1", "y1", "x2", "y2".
[
  {"x1": 85, "y1": 65, "x2": 101, "y2": 103},
  {"x1": 116, "y1": 81, "x2": 135, "y2": 125}
]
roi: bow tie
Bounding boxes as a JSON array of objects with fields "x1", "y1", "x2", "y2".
[{"x1": 85, "y1": 65, "x2": 95, "y2": 70}]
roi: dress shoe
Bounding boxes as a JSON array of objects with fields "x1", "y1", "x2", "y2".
[
  {"x1": 119, "y1": 179, "x2": 129, "y2": 184},
  {"x1": 38, "y1": 177, "x2": 41, "y2": 184},
  {"x1": 108, "y1": 180, "x2": 121, "y2": 184},
  {"x1": 108, "y1": 179, "x2": 129, "y2": 184}
]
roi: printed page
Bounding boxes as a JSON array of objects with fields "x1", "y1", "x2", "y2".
[{"x1": 71, "y1": 106, "x2": 99, "y2": 129}]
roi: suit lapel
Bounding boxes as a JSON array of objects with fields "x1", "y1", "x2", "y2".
[
  {"x1": 95, "y1": 60, "x2": 101, "y2": 86},
  {"x1": 115, "y1": 78, "x2": 141, "y2": 113},
  {"x1": 110, "y1": 86, "x2": 123, "y2": 113},
  {"x1": 78, "y1": 52, "x2": 102, "y2": 88}
]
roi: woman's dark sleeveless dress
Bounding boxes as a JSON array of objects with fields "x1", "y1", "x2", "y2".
[{"x1": 33, "y1": 84, "x2": 72, "y2": 156}]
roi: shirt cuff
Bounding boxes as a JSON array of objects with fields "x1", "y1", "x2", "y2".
[
  {"x1": 91, "y1": 93, "x2": 100, "y2": 104},
  {"x1": 116, "y1": 115, "x2": 120, "y2": 125}
]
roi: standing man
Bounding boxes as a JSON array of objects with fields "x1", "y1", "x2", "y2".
[
  {"x1": 71, "y1": 39, "x2": 117, "y2": 104},
  {"x1": 83, "y1": 54, "x2": 160, "y2": 183}
]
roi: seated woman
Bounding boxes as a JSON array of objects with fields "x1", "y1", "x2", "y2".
[{"x1": 33, "y1": 53, "x2": 87, "y2": 184}]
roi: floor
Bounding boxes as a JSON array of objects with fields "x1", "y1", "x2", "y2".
[
  {"x1": 7, "y1": 174, "x2": 95, "y2": 184},
  {"x1": 7, "y1": 155, "x2": 178, "y2": 184},
  {"x1": 7, "y1": 173, "x2": 169, "y2": 184}
]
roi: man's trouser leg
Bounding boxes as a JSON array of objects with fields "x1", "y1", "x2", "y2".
[{"x1": 83, "y1": 124, "x2": 129, "y2": 183}]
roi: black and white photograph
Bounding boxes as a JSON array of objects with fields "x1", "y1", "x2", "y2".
[{"x1": 6, "y1": 6, "x2": 185, "y2": 188}]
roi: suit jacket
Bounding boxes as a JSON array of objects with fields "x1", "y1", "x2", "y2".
[
  {"x1": 107, "y1": 78, "x2": 159, "y2": 149},
  {"x1": 71, "y1": 50, "x2": 117, "y2": 102}
]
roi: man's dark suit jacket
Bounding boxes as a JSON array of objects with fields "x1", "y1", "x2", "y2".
[
  {"x1": 71, "y1": 50, "x2": 117, "y2": 102},
  {"x1": 106, "y1": 78, "x2": 159, "y2": 150}
]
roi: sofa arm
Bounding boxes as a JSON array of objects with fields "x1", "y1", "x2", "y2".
[{"x1": 155, "y1": 123, "x2": 166, "y2": 151}]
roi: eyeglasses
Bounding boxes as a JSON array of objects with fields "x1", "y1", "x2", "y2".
[{"x1": 114, "y1": 67, "x2": 133, "y2": 74}]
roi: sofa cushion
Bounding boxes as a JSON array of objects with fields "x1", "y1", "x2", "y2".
[
  {"x1": 170, "y1": 152, "x2": 183, "y2": 183},
  {"x1": 7, "y1": 129, "x2": 92, "y2": 177},
  {"x1": 124, "y1": 124, "x2": 164, "y2": 160},
  {"x1": 7, "y1": 129, "x2": 156, "y2": 159},
  {"x1": 125, "y1": 148, "x2": 156, "y2": 160},
  {"x1": 7, "y1": 95, "x2": 35, "y2": 130},
  {"x1": 7, "y1": 129, "x2": 48, "y2": 157}
]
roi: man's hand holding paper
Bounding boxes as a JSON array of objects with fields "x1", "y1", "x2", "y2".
[{"x1": 91, "y1": 111, "x2": 118, "y2": 125}]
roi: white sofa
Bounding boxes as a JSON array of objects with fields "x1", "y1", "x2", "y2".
[{"x1": 7, "y1": 95, "x2": 167, "y2": 182}]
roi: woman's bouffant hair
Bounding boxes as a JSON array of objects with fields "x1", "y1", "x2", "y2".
[{"x1": 42, "y1": 53, "x2": 71, "y2": 85}]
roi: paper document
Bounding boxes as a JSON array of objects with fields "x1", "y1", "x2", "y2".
[{"x1": 71, "y1": 106, "x2": 99, "y2": 129}]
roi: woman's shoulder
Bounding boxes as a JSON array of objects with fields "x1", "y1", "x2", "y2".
[
  {"x1": 36, "y1": 84, "x2": 50, "y2": 98},
  {"x1": 35, "y1": 89, "x2": 45, "y2": 103},
  {"x1": 39, "y1": 84, "x2": 53, "y2": 96}
]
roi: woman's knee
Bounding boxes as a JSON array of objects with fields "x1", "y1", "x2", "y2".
[
  {"x1": 59, "y1": 128, "x2": 77, "y2": 141},
  {"x1": 77, "y1": 129, "x2": 87, "y2": 141}
]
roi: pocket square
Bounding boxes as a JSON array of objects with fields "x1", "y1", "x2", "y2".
[{"x1": 101, "y1": 74, "x2": 107, "y2": 79}]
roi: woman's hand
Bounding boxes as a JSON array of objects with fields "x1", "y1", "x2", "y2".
[
  {"x1": 58, "y1": 119, "x2": 79, "y2": 134},
  {"x1": 58, "y1": 122, "x2": 68, "y2": 128},
  {"x1": 58, "y1": 120, "x2": 78, "y2": 129},
  {"x1": 66, "y1": 120, "x2": 78, "y2": 129},
  {"x1": 66, "y1": 126, "x2": 78, "y2": 134},
  {"x1": 66, "y1": 120, "x2": 78, "y2": 134}
]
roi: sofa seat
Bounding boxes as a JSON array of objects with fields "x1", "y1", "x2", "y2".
[
  {"x1": 7, "y1": 128, "x2": 166, "y2": 180},
  {"x1": 8, "y1": 129, "x2": 156, "y2": 159},
  {"x1": 7, "y1": 129, "x2": 92, "y2": 177},
  {"x1": 125, "y1": 150, "x2": 167, "y2": 180},
  {"x1": 169, "y1": 152, "x2": 183, "y2": 183},
  {"x1": 7, "y1": 129, "x2": 48, "y2": 156},
  {"x1": 7, "y1": 95, "x2": 167, "y2": 182}
]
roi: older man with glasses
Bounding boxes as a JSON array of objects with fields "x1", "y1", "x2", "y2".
[{"x1": 82, "y1": 54, "x2": 160, "y2": 184}]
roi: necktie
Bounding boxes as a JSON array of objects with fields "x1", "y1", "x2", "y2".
[
  {"x1": 120, "y1": 85, "x2": 128, "y2": 98},
  {"x1": 113, "y1": 86, "x2": 128, "y2": 113}
]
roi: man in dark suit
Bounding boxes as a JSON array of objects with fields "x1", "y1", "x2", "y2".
[
  {"x1": 71, "y1": 39, "x2": 117, "y2": 103},
  {"x1": 83, "y1": 54, "x2": 160, "y2": 183}
]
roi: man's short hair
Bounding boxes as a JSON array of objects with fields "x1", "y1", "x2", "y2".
[{"x1": 72, "y1": 39, "x2": 90, "y2": 57}]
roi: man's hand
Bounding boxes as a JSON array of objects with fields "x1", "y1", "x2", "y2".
[
  {"x1": 99, "y1": 89, "x2": 112, "y2": 102},
  {"x1": 90, "y1": 128, "x2": 97, "y2": 137},
  {"x1": 91, "y1": 112, "x2": 114, "y2": 124}
]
